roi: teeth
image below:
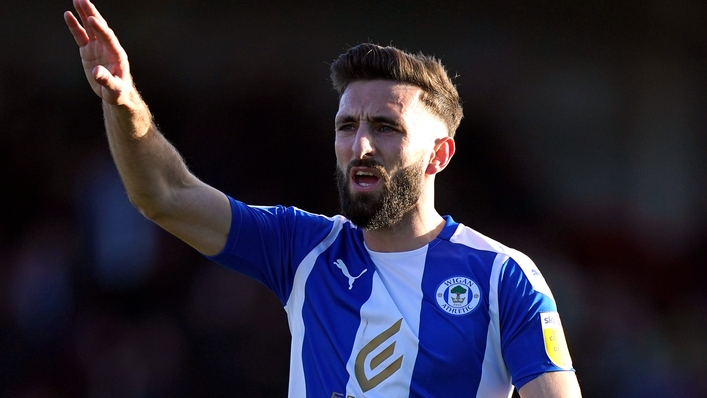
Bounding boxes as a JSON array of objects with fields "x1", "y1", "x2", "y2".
[{"x1": 355, "y1": 171, "x2": 376, "y2": 187}]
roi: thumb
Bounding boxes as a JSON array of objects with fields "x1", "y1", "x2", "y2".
[{"x1": 92, "y1": 65, "x2": 122, "y2": 92}]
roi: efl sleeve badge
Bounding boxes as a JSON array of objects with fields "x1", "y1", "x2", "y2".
[{"x1": 540, "y1": 312, "x2": 573, "y2": 370}]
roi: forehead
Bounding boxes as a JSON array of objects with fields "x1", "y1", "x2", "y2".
[{"x1": 336, "y1": 80, "x2": 425, "y2": 118}]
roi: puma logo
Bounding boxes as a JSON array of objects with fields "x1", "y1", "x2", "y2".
[{"x1": 334, "y1": 259, "x2": 367, "y2": 290}]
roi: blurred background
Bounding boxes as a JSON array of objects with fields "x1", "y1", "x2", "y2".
[{"x1": 1, "y1": 0, "x2": 706, "y2": 397}]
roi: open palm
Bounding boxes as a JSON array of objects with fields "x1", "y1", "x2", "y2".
[{"x1": 64, "y1": 0, "x2": 132, "y2": 105}]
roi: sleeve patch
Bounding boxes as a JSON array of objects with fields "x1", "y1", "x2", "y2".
[{"x1": 540, "y1": 312, "x2": 573, "y2": 370}]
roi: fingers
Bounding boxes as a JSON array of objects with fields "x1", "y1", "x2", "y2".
[
  {"x1": 66, "y1": 0, "x2": 125, "y2": 57},
  {"x1": 72, "y1": 0, "x2": 94, "y2": 40},
  {"x1": 87, "y1": 15, "x2": 121, "y2": 52},
  {"x1": 76, "y1": 0, "x2": 109, "y2": 27},
  {"x1": 64, "y1": 11, "x2": 89, "y2": 47},
  {"x1": 69, "y1": 0, "x2": 109, "y2": 42}
]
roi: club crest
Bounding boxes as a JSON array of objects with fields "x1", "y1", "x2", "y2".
[{"x1": 435, "y1": 276, "x2": 481, "y2": 316}]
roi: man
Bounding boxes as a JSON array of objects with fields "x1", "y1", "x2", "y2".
[{"x1": 65, "y1": 0, "x2": 582, "y2": 396}]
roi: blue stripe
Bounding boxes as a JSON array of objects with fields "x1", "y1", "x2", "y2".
[
  {"x1": 497, "y1": 258, "x2": 565, "y2": 388},
  {"x1": 301, "y1": 226, "x2": 374, "y2": 397},
  {"x1": 208, "y1": 198, "x2": 334, "y2": 304},
  {"x1": 410, "y1": 234, "x2": 497, "y2": 396}
]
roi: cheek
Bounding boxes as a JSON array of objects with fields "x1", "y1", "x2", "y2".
[
  {"x1": 399, "y1": 147, "x2": 431, "y2": 170},
  {"x1": 334, "y1": 139, "x2": 351, "y2": 164}
]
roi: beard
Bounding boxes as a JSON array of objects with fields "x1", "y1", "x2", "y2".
[{"x1": 336, "y1": 158, "x2": 425, "y2": 231}]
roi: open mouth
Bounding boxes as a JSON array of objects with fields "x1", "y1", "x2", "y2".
[
  {"x1": 349, "y1": 166, "x2": 383, "y2": 190},
  {"x1": 354, "y1": 170, "x2": 380, "y2": 187}
]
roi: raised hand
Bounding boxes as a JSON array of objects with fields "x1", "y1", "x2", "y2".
[{"x1": 64, "y1": 0, "x2": 134, "y2": 105}]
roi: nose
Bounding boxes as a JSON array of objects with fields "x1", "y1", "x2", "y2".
[{"x1": 352, "y1": 126, "x2": 375, "y2": 159}]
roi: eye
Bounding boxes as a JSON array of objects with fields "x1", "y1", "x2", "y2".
[{"x1": 378, "y1": 125, "x2": 396, "y2": 133}]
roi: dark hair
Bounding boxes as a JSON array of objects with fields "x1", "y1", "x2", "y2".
[{"x1": 330, "y1": 43, "x2": 463, "y2": 137}]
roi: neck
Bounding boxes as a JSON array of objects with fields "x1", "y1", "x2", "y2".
[{"x1": 362, "y1": 208, "x2": 445, "y2": 253}]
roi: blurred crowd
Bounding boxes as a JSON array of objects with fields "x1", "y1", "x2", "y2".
[{"x1": 1, "y1": 1, "x2": 706, "y2": 397}]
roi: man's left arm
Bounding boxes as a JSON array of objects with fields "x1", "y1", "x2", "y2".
[
  {"x1": 496, "y1": 252, "x2": 581, "y2": 397},
  {"x1": 518, "y1": 371, "x2": 582, "y2": 398}
]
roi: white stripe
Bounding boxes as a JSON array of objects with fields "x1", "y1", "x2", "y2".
[
  {"x1": 284, "y1": 217, "x2": 346, "y2": 397},
  {"x1": 345, "y1": 246, "x2": 428, "y2": 396},
  {"x1": 506, "y1": 248, "x2": 554, "y2": 300},
  {"x1": 475, "y1": 254, "x2": 513, "y2": 398},
  {"x1": 367, "y1": 245, "x2": 428, "y2": 337},
  {"x1": 449, "y1": 222, "x2": 508, "y2": 253}
]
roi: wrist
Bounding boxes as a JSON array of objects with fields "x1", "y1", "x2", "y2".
[{"x1": 103, "y1": 91, "x2": 153, "y2": 139}]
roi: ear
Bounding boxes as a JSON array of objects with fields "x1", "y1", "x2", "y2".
[{"x1": 426, "y1": 137, "x2": 455, "y2": 175}]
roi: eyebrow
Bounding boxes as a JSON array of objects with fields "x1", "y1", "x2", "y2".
[
  {"x1": 335, "y1": 115, "x2": 406, "y2": 130},
  {"x1": 334, "y1": 115, "x2": 357, "y2": 126}
]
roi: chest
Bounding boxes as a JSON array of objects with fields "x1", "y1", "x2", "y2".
[{"x1": 302, "y1": 245, "x2": 495, "y2": 366}]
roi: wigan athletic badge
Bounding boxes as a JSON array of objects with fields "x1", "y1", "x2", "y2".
[{"x1": 436, "y1": 276, "x2": 481, "y2": 316}]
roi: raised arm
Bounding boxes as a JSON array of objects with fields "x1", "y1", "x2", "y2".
[{"x1": 65, "y1": 0, "x2": 231, "y2": 255}]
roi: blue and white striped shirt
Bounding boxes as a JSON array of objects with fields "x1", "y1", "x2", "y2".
[{"x1": 209, "y1": 196, "x2": 574, "y2": 397}]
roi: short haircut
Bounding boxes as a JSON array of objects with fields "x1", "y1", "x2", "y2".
[{"x1": 330, "y1": 43, "x2": 463, "y2": 137}]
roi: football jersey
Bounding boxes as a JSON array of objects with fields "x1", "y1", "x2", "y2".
[{"x1": 208, "y1": 196, "x2": 574, "y2": 398}]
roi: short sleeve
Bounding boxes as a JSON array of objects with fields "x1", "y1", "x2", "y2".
[
  {"x1": 497, "y1": 256, "x2": 575, "y2": 389},
  {"x1": 206, "y1": 196, "x2": 334, "y2": 304}
]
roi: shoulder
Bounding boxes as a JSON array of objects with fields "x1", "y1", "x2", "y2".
[
  {"x1": 447, "y1": 221, "x2": 511, "y2": 254},
  {"x1": 222, "y1": 197, "x2": 360, "y2": 250},
  {"x1": 446, "y1": 220, "x2": 554, "y2": 300},
  {"x1": 445, "y1": 220, "x2": 524, "y2": 265},
  {"x1": 231, "y1": 197, "x2": 344, "y2": 229}
]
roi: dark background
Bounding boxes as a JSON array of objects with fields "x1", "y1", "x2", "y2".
[{"x1": 1, "y1": 0, "x2": 706, "y2": 397}]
